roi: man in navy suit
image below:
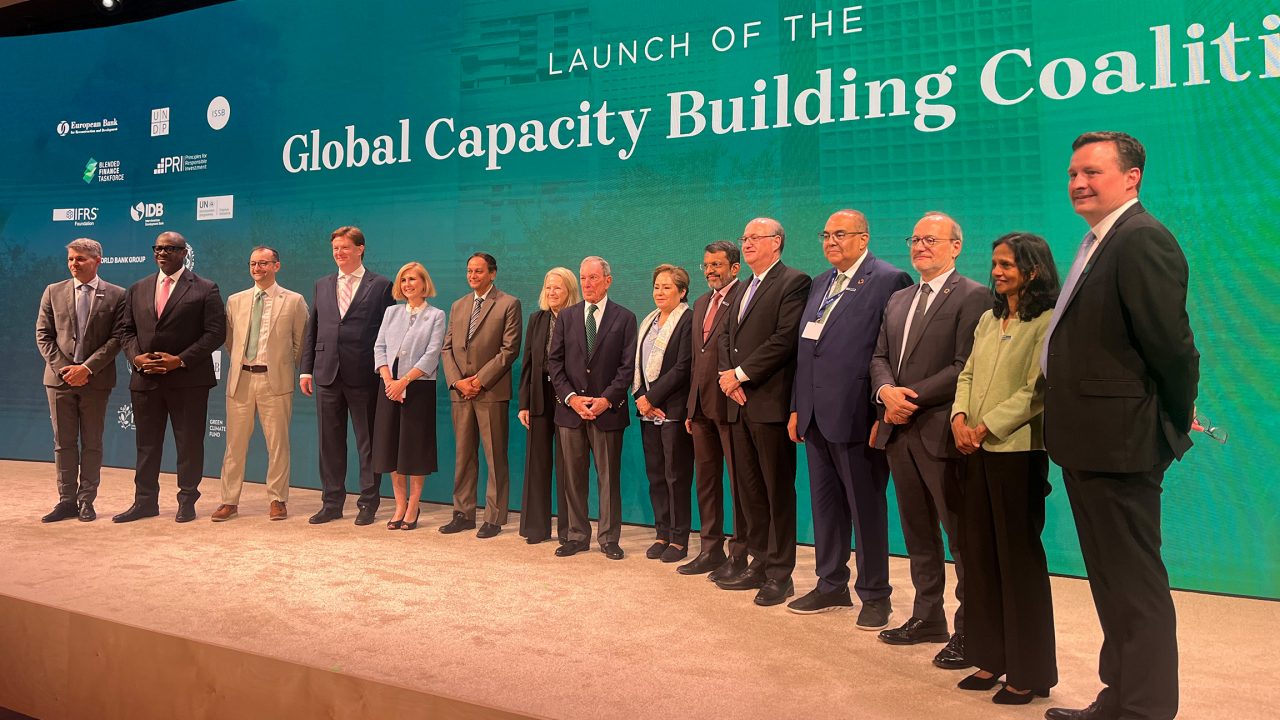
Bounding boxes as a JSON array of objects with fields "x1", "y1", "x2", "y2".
[
  {"x1": 787, "y1": 210, "x2": 912, "y2": 628},
  {"x1": 300, "y1": 226, "x2": 395, "y2": 526},
  {"x1": 547, "y1": 256, "x2": 637, "y2": 560},
  {"x1": 114, "y1": 231, "x2": 226, "y2": 523}
]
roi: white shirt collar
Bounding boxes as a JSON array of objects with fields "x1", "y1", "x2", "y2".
[
  {"x1": 833, "y1": 250, "x2": 869, "y2": 282},
  {"x1": 919, "y1": 267, "x2": 955, "y2": 294},
  {"x1": 473, "y1": 285, "x2": 494, "y2": 302},
  {"x1": 586, "y1": 295, "x2": 609, "y2": 317},
  {"x1": 74, "y1": 276, "x2": 100, "y2": 291},
  {"x1": 751, "y1": 258, "x2": 782, "y2": 283},
  {"x1": 159, "y1": 267, "x2": 184, "y2": 284},
  {"x1": 1089, "y1": 197, "x2": 1141, "y2": 244},
  {"x1": 255, "y1": 282, "x2": 279, "y2": 297},
  {"x1": 340, "y1": 265, "x2": 366, "y2": 281}
]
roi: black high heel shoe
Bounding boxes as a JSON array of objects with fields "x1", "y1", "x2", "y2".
[
  {"x1": 957, "y1": 672, "x2": 1002, "y2": 691},
  {"x1": 992, "y1": 686, "x2": 1049, "y2": 705},
  {"x1": 401, "y1": 510, "x2": 420, "y2": 531}
]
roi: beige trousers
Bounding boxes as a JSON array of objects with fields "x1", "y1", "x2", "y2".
[{"x1": 220, "y1": 370, "x2": 293, "y2": 505}]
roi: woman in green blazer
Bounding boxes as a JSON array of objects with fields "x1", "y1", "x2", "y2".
[{"x1": 950, "y1": 232, "x2": 1060, "y2": 705}]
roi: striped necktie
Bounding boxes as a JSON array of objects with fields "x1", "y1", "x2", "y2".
[{"x1": 467, "y1": 296, "x2": 483, "y2": 341}]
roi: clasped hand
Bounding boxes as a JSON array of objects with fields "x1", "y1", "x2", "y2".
[
  {"x1": 717, "y1": 369, "x2": 746, "y2": 406},
  {"x1": 880, "y1": 385, "x2": 918, "y2": 424},
  {"x1": 951, "y1": 413, "x2": 988, "y2": 454},
  {"x1": 59, "y1": 364, "x2": 91, "y2": 387},
  {"x1": 134, "y1": 352, "x2": 181, "y2": 374},
  {"x1": 569, "y1": 395, "x2": 609, "y2": 420}
]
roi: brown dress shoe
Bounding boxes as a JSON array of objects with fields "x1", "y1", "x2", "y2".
[
  {"x1": 210, "y1": 504, "x2": 238, "y2": 522},
  {"x1": 269, "y1": 501, "x2": 287, "y2": 520}
]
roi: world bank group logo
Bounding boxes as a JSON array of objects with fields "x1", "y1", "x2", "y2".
[{"x1": 117, "y1": 403, "x2": 135, "y2": 431}]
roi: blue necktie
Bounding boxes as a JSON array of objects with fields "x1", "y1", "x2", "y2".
[
  {"x1": 73, "y1": 284, "x2": 91, "y2": 363},
  {"x1": 1041, "y1": 231, "x2": 1097, "y2": 376},
  {"x1": 737, "y1": 276, "x2": 761, "y2": 321}
]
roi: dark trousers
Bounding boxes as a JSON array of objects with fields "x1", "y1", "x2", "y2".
[
  {"x1": 641, "y1": 420, "x2": 694, "y2": 545},
  {"x1": 557, "y1": 422, "x2": 624, "y2": 547},
  {"x1": 316, "y1": 378, "x2": 380, "y2": 510},
  {"x1": 806, "y1": 422, "x2": 892, "y2": 601},
  {"x1": 886, "y1": 429, "x2": 965, "y2": 633},
  {"x1": 47, "y1": 385, "x2": 110, "y2": 505},
  {"x1": 688, "y1": 415, "x2": 746, "y2": 556},
  {"x1": 131, "y1": 385, "x2": 210, "y2": 507},
  {"x1": 963, "y1": 450, "x2": 1057, "y2": 690},
  {"x1": 729, "y1": 418, "x2": 796, "y2": 582},
  {"x1": 519, "y1": 384, "x2": 568, "y2": 542},
  {"x1": 1065, "y1": 464, "x2": 1178, "y2": 720}
]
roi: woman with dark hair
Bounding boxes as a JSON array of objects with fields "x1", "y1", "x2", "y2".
[{"x1": 950, "y1": 232, "x2": 1060, "y2": 705}]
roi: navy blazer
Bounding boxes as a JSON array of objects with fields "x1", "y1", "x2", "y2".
[
  {"x1": 632, "y1": 309, "x2": 694, "y2": 421},
  {"x1": 301, "y1": 270, "x2": 395, "y2": 387},
  {"x1": 792, "y1": 254, "x2": 912, "y2": 444},
  {"x1": 121, "y1": 270, "x2": 226, "y2": 391},
  {"x1": 547, "y1": 298, "x2": 637, "y2": 431}
]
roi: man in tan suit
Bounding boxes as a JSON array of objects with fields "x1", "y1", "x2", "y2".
[
  {"x1": 440, "y1": 252, "x2": 523, "y2": 538},
  {"x1": 212, "y1": 246, "x2": 308, "y2": 521}
]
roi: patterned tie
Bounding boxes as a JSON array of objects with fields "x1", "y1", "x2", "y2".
[
  {"x1": 817, "y1": 272, "x2": 849, "y2": 323},
  {"x1": 737, "y1": 276, "x2": 761, "y2": 321},
  {"x1": 702, "y1": 288, "x2": 723, "y2": 343},
  {"x1": 545, "y1": 313, "x2": 555, "y2": 358},
  {"x1": 585, "y1": 304, "x2": 598, "y2": 356},
  {"x1": 73, "y1": 284, "x2": 91, "y2": 363},
  {"x1": 337, "y1": 274, "x2": 355, "y2": 317},
  {"x1": 1041, "y1": 231, "x2": 1098, "y2": 376},
  {"x1": 900, "y1": 283, "x2": 933, "y2": 371},
  {"x1": 156, "y1": 276, "x2": 173, "y2": 318},
  {"x1": 244, "y1": 290, "x2": 264, "y2": 362},
  {"x1": 467, "y1": 296, "x2": 483, "y2": 341}
]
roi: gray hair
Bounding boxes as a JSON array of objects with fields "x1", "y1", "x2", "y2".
[
  {"x1": 66, "y1": 238, "x2": 102, "y2": 258},
  {"x1": 920, "y1": 210, "x2": 962, "y2": 244},
  {"x1": 581, "y1": 255, "x2": 612, "y2": 277}
]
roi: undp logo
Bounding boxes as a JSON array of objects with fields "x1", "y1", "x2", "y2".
[{"x1": 56, "y1": 120, "x2": 70, "y2": 136}]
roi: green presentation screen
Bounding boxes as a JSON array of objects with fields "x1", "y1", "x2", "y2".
[{"x1": 1, "y1": 1, "x2": 1275, "y2": 598}]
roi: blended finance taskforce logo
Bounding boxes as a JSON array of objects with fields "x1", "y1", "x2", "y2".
[
  {"x1": 82, "y1": 157, "x2": 125, "y2": 183},
  {"x1": 131, "y1": 201, "x2": 165, "y2": 227},
  {"x1": 52, "y1": 207, "x2": 98, "y2": 227},
  {"x1": 196, "y1": 194, "x2": 234, "y2": 221},
  {"x1": 57, "y1": 117, "x2": 119, "y2": 137}
]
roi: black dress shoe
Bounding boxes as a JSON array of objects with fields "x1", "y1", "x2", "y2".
[
  {"x1": 601, "y1": 542, "x2": 624, "y2": 560},
  {"x1": 41, "y1": 502, "x2": 78, "y2": 523},
  {"x1": 660, "y1": 544, "x2": 688, "y2": 563},
  {"x1": 933, "y1": 632, "x2": 970, "y2": 669},
  {"x1": 754, "y1": 578, "x2": 795, "y2": 606},
  {"x1": 715, "y1": 566, "x2": 766, "y2": 591},
  {"x1": 476, "y1": 522, "x2": 501, "y2": 538},
  {"x1": 786, "y1": 586, "x2": 853, "y2": 614},
  {"x1": 555, "y1": 539, "x2": 588, "y2": 557},
  {"x1": 175, "y1": 502, "x2": 196, "y2": 523},
  {"x1": 878, "y1": 617, "x2": 950, "y2": 645},
  {"x1": 957, "y1": 672, "x2": 1003, "y2": 691},
  {"x1": 706, "y1": 555, "x2": 746, "y2": 583},
  {"x1": 308, "y1": 506, "x2": 343, "y2": 524},
  {"x1": 112, "y1": 503, "x2": 160, "y2": 523},
  {"x1": 354, "y1": 505, "x2": 377, "y2": 526},
  {"x1": 645, "y1": 541, "x2": 668, "y2": 559},
  {"x1": 1044, "y1": 702, "x2": 1113, "y2": 720},
  {"x1": 438, "y1": 511, "x2": 476, "y2": 534},
  {"x1": 676, "y1": 549, "x2": 727, "y2": 576},
  {"x1": 77, "y1": 501, "x2": 96, "y2": 522},
  {"x1": 524, "y1": 535, "x2": 547, "y2": 545},
  {"x1": 993, "y1": 686, "x2": 1049, "y2": 705}
]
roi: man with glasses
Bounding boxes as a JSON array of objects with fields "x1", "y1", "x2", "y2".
[
  {"x1": 869, "y1": 212, "x2": 987, "y2": 667},
  {"x1": 787, "y1": 210, "x2": 912, "y2": 628},
  {"x1": 679, "y1": 240, "x2": 746, "y2": 577},
  {"x1": 212, "y1": 247, "x2": 308, "y2": 522},
  {"x1": 715, "y1": 218, "x2": 811, "y2": 606},
  {"x1": 114, "y1": 231, "x2": 226, "y2": 523}
]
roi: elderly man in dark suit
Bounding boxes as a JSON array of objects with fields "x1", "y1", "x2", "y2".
[
  {"x1": 36, "y1": 238, "x2": 126, "y2": 522},
  {"x1": 1041, "y1": 133, "x2": 1198, "y2": 720},
  {"x1": 547, "y1": 256, "x2": 637, "y2": 560},
  {"x1": 715, "y1": 217, "x2": 811, "y2": 606},
  {"x1": 870, "y1": 211, "x2": 988, "y2": 668},
  {"x1": 680, "y1": 240, "x2": 746, "y2": 577},
  {"x1": 300, "y1": 226, "x2": 395, "y2": 526},
  {"x1": 787, "y1": 210, "x2": 912, "y2": 628},
  {"x1": 114, "y1": 231, "x2": 226, "y2": 523}
]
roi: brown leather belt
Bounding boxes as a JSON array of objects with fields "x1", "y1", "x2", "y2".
[{"x1": 241, "y1": 365, "x2": 268, "y2": 373}]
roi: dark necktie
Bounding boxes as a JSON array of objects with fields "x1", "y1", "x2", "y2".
[
  {"x1": 586, "y1": 304, "x2": 598, "y2": 356},
  {"x1": 467, "y1": 296, "x2": 483, "y2": 341},
  {"x1": 73, "y1": 284, "x2": 91, "y2": 363},
  {"x1": 902, "y1": 283, "x2": 934, "y2": 368}
]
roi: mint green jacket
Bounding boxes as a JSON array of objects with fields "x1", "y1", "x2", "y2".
[{"x1": 951, "y1": 309, "x2": 1050, "y2": 452}]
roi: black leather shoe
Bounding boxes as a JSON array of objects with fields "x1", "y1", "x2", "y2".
[
  {"x1": 786, "y1": 586, "x2": 853, "y2": 614},
  {"x1": 41, "y1": 502, "x2": 78, "y2": 523},
  {"x1": 958, "y1": 672, "x2": 1003, "y2": 691},
  {"x1": 476, "y1": 522, "x2": 501, "y2": 538},
  {"x1": 993, "y1": 686, "x2": 1049, "y2": 705},
  {"x1": 555, "y1": 540, "x2": 588, "y2": 557},
  {"x1": 856, "y1": 597, "x2": 893, "y2": 630},
  {"x1": 660, "y1": 544, "x2": 688, "y2": 563},
  {"x1": 438, "y1": 511, "x2": 476, "y2": 534},
  {"x1": 645, "y1": 541, "x2": 668, "y2": 559},
  {"x1": 112, "y1": 503, "x2": 160, "y2": 523},
  {"x1": 308, "y1": 506, "x2": 343, "y2": 524},
  {"x1": 933, "y1": 633, "x2": 970, "y2": 669},
  {"x1": 878, "y1": 617, "x2": 950, "y2": 645},
  {"x1": 175, "y1": 502, "x2": 196, "y2": 523},
  {"x1": 524, "y1": 535, "x2": 547, "y2": 545},
  {"x1": 706, "y1": 555, "x2": 746, "y2": 583},
  {"x1": 354, "y1": 505, "x2": 377, "y2": 526},
  {"x1": 77, "y1": 501, "x2": 96, "y2": 522},
  {"x1": 1044, "y1": 702, "x2": 1113, "y2": 720},
  {"x1": 677, "y1": 548, "x2": 727, "y2": 576},
  {"x1": 601, "y1": 542, "x2": 624, "y2": 560},
  {"x1": 754, "y1": 578, "x2": 795, "y2": 606},
  {"x1": 715, "y1": 566, "x2": 766, "y2": 591}
]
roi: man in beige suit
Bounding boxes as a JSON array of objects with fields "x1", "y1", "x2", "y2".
[
  {"x1": 212, "y1": 246, "x2": 308, "y2": 521},
  {"x1": 440, "y1": 252, "x2": 523, "y2": 538}
]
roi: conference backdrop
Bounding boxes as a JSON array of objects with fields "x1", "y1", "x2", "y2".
[{"x1": 1, "y1": 0, "x2": 1275, "y2": 598}]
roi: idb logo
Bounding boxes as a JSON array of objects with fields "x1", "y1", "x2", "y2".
[
  {"x1": 56, "y1": 120, "x2": 70, "y2": 136},
  {"x1": 130, "y1": 202, "x2": 164, "y2": 222}
]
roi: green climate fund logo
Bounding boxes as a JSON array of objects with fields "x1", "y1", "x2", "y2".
[{"x1": 83, "y1": 158, "x2": 98, "y2": 184}]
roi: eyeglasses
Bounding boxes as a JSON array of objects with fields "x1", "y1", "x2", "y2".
[
  {"x1": 152, "y1": 245, "x2": 186, "y2": 254},
  {"x1": 905, "y1": 236, "x2": 954, "y2": 249},
  {"x1": 820, "y1": 231, "x2": 868, "y2": 242},
  {"x1": 699, "y1": 261, "x2": 733, "y2": 271},
  {"x1": 739, "y1": 233, "x2": 780, "y2": 245},
  {"x1": 248, "y1": 260, "x2": 277, "y2": 268}
]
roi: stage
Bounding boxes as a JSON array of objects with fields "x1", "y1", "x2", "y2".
[{"x1": 0, "y1": 460, "x2": 1272, "y2": 719}]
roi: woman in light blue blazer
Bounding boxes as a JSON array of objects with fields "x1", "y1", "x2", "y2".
[{"x1": 373, "y1": 261, "x2": 446, "y2": 530}]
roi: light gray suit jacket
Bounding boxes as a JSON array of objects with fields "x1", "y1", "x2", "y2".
[{"x1": 36, "y1": 277, "x2": 126, "y2": 391}]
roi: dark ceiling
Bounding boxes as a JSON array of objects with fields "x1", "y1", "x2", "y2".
[{"x1": 0, "y1": 0, "x2": 233, "y2": 37}]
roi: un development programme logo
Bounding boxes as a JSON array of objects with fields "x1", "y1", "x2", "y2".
[
  {"x1": 57, "y1": 117, "x2": 119, "y2": 137},
  {"x1": 131, "y1": 201, "x2": 165, "y2": 227},
  {"x1": 153, "y1": 153, "x2": 208, "y2": 174},
  {"x1": 196, "y1": 194, "x2": 234, "y2": 221},
  {"x1": 83, "y1": 157, "x2": 125, "y2": 183},
  {"x1": 151, "y1": 107, "x2": 170, "y2": 137},
  {"x1": 52, "y1": 207, "x2": 98, "y2": 227},
  {"x1": 117, "y1": 403, "x2": 135, "y2": 431}
]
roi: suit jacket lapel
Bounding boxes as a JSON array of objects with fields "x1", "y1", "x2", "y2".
[
  {"x1": 589, "y1": 301, "x2": 620, "y2": 365},
  {"x1": 900, "y1": 273, "x2": 960, "y2": 367},
  {"x1": 805, "y1": 268, "x2": 835, "y2": 325},
  {"x1": 158, "y1": 273, "x2": 194, "y2": 326},
  {"x1": 1059, "y1": 203, "x2": 1145, "y2": 316},
  {"x1": 739, "y1": 263, "x2": 783, "y2": 326},
  {"x1": 467, "y1": 289, "x2": 500, "y2": 347},
  {"x1": 267, "y1": 288, "x2": 285, "y2": 338},
  {"x1": 817, "y1": 257, "x2": 877, "y2": 343}
]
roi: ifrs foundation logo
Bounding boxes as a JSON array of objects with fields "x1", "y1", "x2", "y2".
[
  {"x1": 154, "y1": 153, "x2": 208, "y2": 174},
  {"x1": 57, "y1": 117, "x2": 119, "y2": 137},
  {"x1": 131, "y1": 201, "x2": 165, "y2": 227},
  {"x1": 83, "y1": 157, "x2": 125, "y2": 183},
  {"x1": 151, "y1": 107, "x2": 170, "y2": 137},
  {"x1": 52, "y1": 207, "x2": 98, "y2": 227},
  {"x1": 196, "y1": 194, "x2": 234, "y2": 221}
]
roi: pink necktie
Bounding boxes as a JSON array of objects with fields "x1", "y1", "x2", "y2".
[
  {"x1": 338, "y1": 275, "x2": 354, "y2": 317},
  {"x1": 702, "y1": 289, "x2": 722, "y2": 343},
  {"x1": 156, "y1": 277, "x2": 173, "y2": 317}
]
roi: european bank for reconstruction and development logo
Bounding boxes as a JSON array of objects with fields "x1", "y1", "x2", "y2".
[
  {"x1": 151, "y1": 107, "x2": 170, "y2": 137},
  {"x1": 154, "y1": 153, "x2": 208, "y2": 174},
  {"x1": 131, "y1": 201, "x2": 165, "y2": 227},
  {"x1": 83, "y1": 157, "x2": 125, "y2": 183},
  {"x1": 52, "y1": 207, "x2": 98, "y2": 227},
  {"x1": 57, "y1": 117, "x2": 119, "y2": 137},
  {"x1": 196, "y1": 194, "x2": 234, "y2": 221}
]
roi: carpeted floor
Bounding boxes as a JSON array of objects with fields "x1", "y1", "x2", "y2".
[{"x1": 0, "y1": 460, "x2": 1273, "y2": 719}]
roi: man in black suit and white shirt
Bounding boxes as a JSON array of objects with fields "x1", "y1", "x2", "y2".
[{"x1": 1041, "y1": 132, "x2": 1198, "y2": 720}]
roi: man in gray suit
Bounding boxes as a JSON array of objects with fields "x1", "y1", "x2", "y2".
[
  {"x1": 870, "y1": 211, "x2": 988, "y2": 669},
  {"x1": 35, "y1": 238, "x2": 126, "y2": 522}
]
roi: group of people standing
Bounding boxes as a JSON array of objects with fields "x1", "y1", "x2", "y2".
[{"x1": 37, "y1": 131, "x2": 1197, "y2": 720}]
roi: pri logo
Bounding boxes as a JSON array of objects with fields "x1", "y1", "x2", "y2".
[
  {"x1": 83, "y1": 158, "x2": 98, "y2": 183},
  {"x1": 150, "y1": 107, "x2": 170, "y2": 137},
  {"x1": 153, "y1": 153, "x2": 208, "y2": 174},
  {"x1": 131, "y1": 201, "x2": 165, "y2": 227},
  {"x1": 196, "y1": 194, "x2": 234, "y2": 221},
  {"x1": 57, "y1": 121, "x2": 71, "y2": 136},
  {"x1": 117, "y1": 403, "x2": 135, "y2": 431}
]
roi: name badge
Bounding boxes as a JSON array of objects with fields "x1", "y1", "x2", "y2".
[{"x1": 802, "y1": 321, "x2": 824, "y2": 340}]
